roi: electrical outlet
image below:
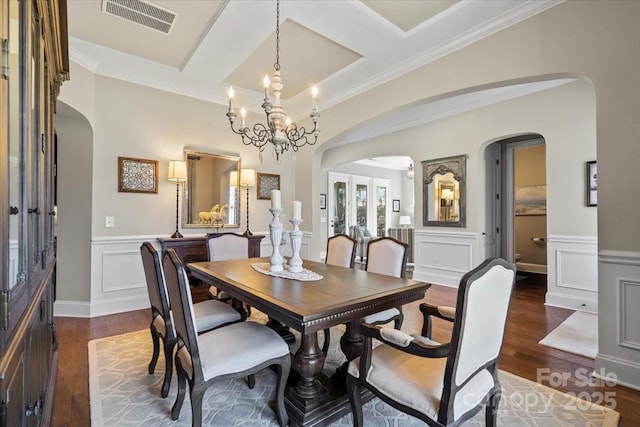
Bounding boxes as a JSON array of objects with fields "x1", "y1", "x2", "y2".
[{"x1": 105, "y1": 216, "x2": 115, "y2": 228}]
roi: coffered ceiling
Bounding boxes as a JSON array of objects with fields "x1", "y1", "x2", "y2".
[{"x1": 66, "y1": 0, "x2": 563, "y2": 122}]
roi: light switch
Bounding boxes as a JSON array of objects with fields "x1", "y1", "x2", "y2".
[{"x1": 105, "y1": 216, "x2": 115, "y2": 227}]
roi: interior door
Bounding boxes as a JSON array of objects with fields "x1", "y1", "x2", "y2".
[
  {"x1": 327, "y1": 172, "x2": 350, "y2": 237},
  {"x1": 484, "y1": 143, "x2": 501, "y2": 258}
]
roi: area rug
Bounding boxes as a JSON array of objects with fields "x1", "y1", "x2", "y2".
[
  {"x1": 89, "y1": 313, "x2": 618, "y2": 426},
  {"x1": 539, "y1": 311, "x2": 598, "y2": 358}
]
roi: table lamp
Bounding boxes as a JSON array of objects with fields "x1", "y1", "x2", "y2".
[
  {"x1": 240, "y1": 168, "x2": 256, "y2": 235},
  {"x1": 168, "y1": 160, "x2": 187, "y2": 238},
  {"x1": 398, "y1": 216, "x2": 411, "y2": 227}
]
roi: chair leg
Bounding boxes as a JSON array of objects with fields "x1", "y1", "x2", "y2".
[
  {"x1": 346, "y1": 375, "x2": 363, "y2": 427},
  {"x1": 274, "y1": 356, "x2": 290, "y2": 427},
  {"x1": 247, "y1": 374, "x2": 256, "y2": 389},
  {"x1": 393, "y1": 308, "x2": 404, "y2": 330},
  {"x1": 161, "y1": 338, "x2": 175, "y2": 398},
  {"x1": 148, "y1": 326, "x2": 160, "y2": 374},
  {"x1": 190, "y1": 385, "x2": 205, "y2": 427},
  {"x1": 171, "y1": 360, "x2": 187, "y2": 421},
  {"x1": 321, "y1": 328, "x2": 330, "y2": 356},
  {"x1": 486, "y1": 389, "x2": 501, "y2": 427}
]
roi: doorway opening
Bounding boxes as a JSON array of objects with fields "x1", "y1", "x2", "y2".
[{"x1": 485, "y1": 134, "x2": 547, "y2": 282}]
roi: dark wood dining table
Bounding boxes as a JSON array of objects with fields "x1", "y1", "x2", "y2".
[{"x1": 188, "y1": 257, "x2": 430, "y2": 426}]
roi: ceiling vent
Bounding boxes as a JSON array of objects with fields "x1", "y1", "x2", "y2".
[{"x1": 101, "y1": 0, "x2": 177, "y2": 34}]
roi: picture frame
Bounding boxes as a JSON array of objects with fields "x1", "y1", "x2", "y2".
[
  {"x1": 515, "y1": 185, "x2": 546, "y2": 215},
  {"x1": 118, "y1": 156, "x2": 158, "y2": 194},
  {"x1": 586, "y1": 161, "x2": 597, "y2": 207},
  {"x1": 320, "y1": 193, "x2": 326, "y2": 210},
  {"x1": 392, "y1": 199, "x2": 400, "y2": 212},
  {"x1": 257, "y1": 173, "x2": 280, "y2": 199}
]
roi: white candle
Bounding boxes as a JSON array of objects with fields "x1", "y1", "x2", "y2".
[
  {"x1": 271, "y1": 190, "x2": 281, "y2": 210},
  {"x1": 292, "y1": 200, "x2": 302, "y2": 220},
  {"x1": 227, "y1": 86, "x2": 234, "y2": 112}
]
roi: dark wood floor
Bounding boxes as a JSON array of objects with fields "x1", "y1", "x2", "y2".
[{"x1": 51, "y1": 274, "x2": 640, "y2": 426}]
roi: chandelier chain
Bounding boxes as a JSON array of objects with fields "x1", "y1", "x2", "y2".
[{"x1": 275, "y1": 0, "x2": 280, "y2": 71}]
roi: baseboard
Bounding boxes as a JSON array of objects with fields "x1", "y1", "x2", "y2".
[
  {"x1": 54, "y1": 300, "x2": 91, "y2": 317},
  {"x1": 595, "y1": 353, "x2": 640, "y2": 391},
  {"x1": 54, "y1": 296, "x2": 149, "y2": 318},
  {"x1": 545, "y1": 292, "x2": 598, "y2": 313},
  {"x1": 517, "y1": 262, "x2": 547, "y2": 274},
  {"x1": 412, "y1": 270, "x2": 459, "y2": 288}
]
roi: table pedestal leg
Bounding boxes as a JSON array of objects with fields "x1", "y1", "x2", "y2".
[
  {"x1": 266, "y1": 317, "x2": 296, "y2": 344},
  {"x1": 286, "y1": 332, "x2": 333, "y2": 425},
  {"x1": 333, "y1": 320, "x2": 364, "y2": 382}
]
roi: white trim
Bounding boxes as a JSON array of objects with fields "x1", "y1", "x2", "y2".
[
  {"x1": 54, "y1": 300, "x2": 91, "y2": 317},
  {"x1": 90, "y1": 295, "x2": 151, "y2": 318},
  {"x1": 547, "y1": 235, "x2": 598, "y2": 244},
  {"x1": 544, "y1": 293, "x2": 597, "y2": 314},
  {"x1": 600, "y1": 250, "x2": 640, "y2": 266},
  {"x1": 595, "y1": 354, "x2": 640, "y2": 392},
  {"x1": 412, "y1": 229, "x2": 477, "y2": 287}
]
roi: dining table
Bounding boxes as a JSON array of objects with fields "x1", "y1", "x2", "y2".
[{"x1": 188, "y1": 257, "x2": 430, "y2": 426}]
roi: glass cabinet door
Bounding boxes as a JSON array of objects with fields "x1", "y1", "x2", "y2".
[{"x1": 8, "y1": 0, "x2": 24, "y2": 291}]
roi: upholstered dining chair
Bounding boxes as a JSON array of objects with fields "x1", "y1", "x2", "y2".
[
  {"x1": 361, "y1": 236, "x2": 409, "y2": 329},
  {"x1": 163, "y1": 249, "x2": 291, "y2": 427},
  {"x1": 140, "y1": 242, "x2": 242, "y2": 398},
  {"x1": 347, "y1": 257, "x2": 516, "y2": 427},
  {"x1": 321, "y1": 233, "x2": 357, "y2": 355},
  {"x1": 206, "y1": 233, "x2": 249, "y2": 301}
]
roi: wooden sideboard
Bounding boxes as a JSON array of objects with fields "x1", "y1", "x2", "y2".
[{"x1": 157, "y1": 234, "x2": 265, "y2": 301}]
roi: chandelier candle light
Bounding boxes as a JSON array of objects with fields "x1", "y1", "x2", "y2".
[
  {"x1": 288, "y1": 200, "x2": 303, "y2": 273},
  {"x1": 269, "y1": 190, "x2": 284, "y2": 272},
  {"x1": 226, "y1": 0, "x2": 320, "y2": 160}
]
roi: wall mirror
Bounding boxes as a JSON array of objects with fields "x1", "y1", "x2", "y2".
[
  {"x1": 422, "y1": 154, "x2": 467, "y2": 227},
  {"x1": 183, "y1": 150, "x2": 241, "y2": 229}
]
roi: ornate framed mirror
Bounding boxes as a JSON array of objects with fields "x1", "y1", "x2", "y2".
[
  {"x1": 422, "y1": 154, "x2": 467, "y2": 227},
  {"x1": 182, "y1": 150, "x2": 241, "y2": 229}
]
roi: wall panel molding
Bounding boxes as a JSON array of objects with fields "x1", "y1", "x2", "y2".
[{"x1": 413, "y1": 230, "x2": 477, "y2": 287}]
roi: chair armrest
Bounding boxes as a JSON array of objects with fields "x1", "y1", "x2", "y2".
[
  {"x1": 360, "y1": 322, "x2": 450, "y2": 359},
  {"x1": 419, "y1": 303, "x2": 456, "y2": 338}
]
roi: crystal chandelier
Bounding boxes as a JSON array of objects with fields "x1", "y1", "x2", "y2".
[{"x1": 226, "y1": 0, "x2": 320, "y2": 160}]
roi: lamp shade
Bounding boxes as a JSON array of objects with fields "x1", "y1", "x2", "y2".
[
  {"x1": 398, "y1": 216, "x2": 411, "y2": 226},
  {"x1": 240, "y1": 168, "x2": 256, "y2": 187},
  {"x1": 168, "y1": 160, "x2": 187, "y2": 181},
  {"x1": 229, "y1": 170, "x2": 239, "y2": 187}
]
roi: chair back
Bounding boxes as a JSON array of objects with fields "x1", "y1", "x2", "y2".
[
  {"x1": 326, "y1": 234, "x2": 357, "y2": 268},
  {"x1": 439, "y1": 257, "x2": 516, "y2": 423},
  {"x1": 207, "y1": 232, "x2": 249, "y2": 261},
  {"x1": 364, "y1": 237, "x2": 408, "y2": 278},
  {"x1": 140, "y1": 242, "x2": 171, "y2": 322},
  {"x1": 163, "y1": 249, "x2": 202, "y2": 379}
]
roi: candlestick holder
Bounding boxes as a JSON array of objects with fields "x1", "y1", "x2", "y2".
[
  {"x1": 269, "y1": 208, "x2": 284, "y2": 272},
  {"x1": 289, "y1": 219, "x2": 303, "y2": 273}
]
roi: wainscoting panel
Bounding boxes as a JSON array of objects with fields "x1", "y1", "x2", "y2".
[
  {"x1": 258, "y1": 231, "x2": 312, "y2": 261},
  {"x1": 89, "y1": 236, "x2": 154, "y2": 317},
  {"x1": 413, "y1": 230, "x2": 478, "y2": 287},
  {"x1": 101, "y1": 250, "x2": 147, "y2": 292},
  {"x1": 596, "y1": 250, "x2": 640, "y2": 391},
  {"x1": 546, "y1": 235, "x2": 598, "y2": 312}
]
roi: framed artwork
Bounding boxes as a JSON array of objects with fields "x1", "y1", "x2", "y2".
[
  {"x1": 118, "y1": 156, "x2": 158, "y2": 194},
  {"x1": 320, "y1": 193, "x2": 326, "y2": 209},
  {"x1": 257, "y1": 173, "x2": 280, "y2": 199},
  {"x1": 392, "y1": 199, "x2": 400, "y2": 212},
  {"x1": 515, "y1": 185, "x2": 546, "y2": 215},
  {"x1": 586, "y1": 161, "x2": 597, "y2": 207}
]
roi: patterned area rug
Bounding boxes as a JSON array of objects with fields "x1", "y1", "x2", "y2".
[
  {"x1": 90, "y1": 308, "x2": 618, "y2": 426},
  {"x1": 539, "y1": 311, "x2": 598, "y2": 358}
]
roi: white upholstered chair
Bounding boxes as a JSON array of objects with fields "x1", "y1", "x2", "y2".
[
  {"x1": 347, "y1": 257, "x2": 516, "y2": 427},
  {"x1": 321, "y1": 233, "x2": 357, "y2": 355},
  {"x1": 361, "y1": 236, "x2": 409, "y2": 329},
  {"x1": 163, "y1": 249, "x2": 290, "y2": 427},
  {"x1": 206, "y1": 233, "x2": 249, "y2": 301},
  {"x1": 140, "y1": 242, "x2": 241, "y2": 397}
]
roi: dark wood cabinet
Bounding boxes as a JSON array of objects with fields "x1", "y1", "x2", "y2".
[
  {"x1": 1, "y1": 1, "x2": 68, "y2": 425},
  {"x1": 157, "y1": 234, "x2": 265, "y2": 301}
]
